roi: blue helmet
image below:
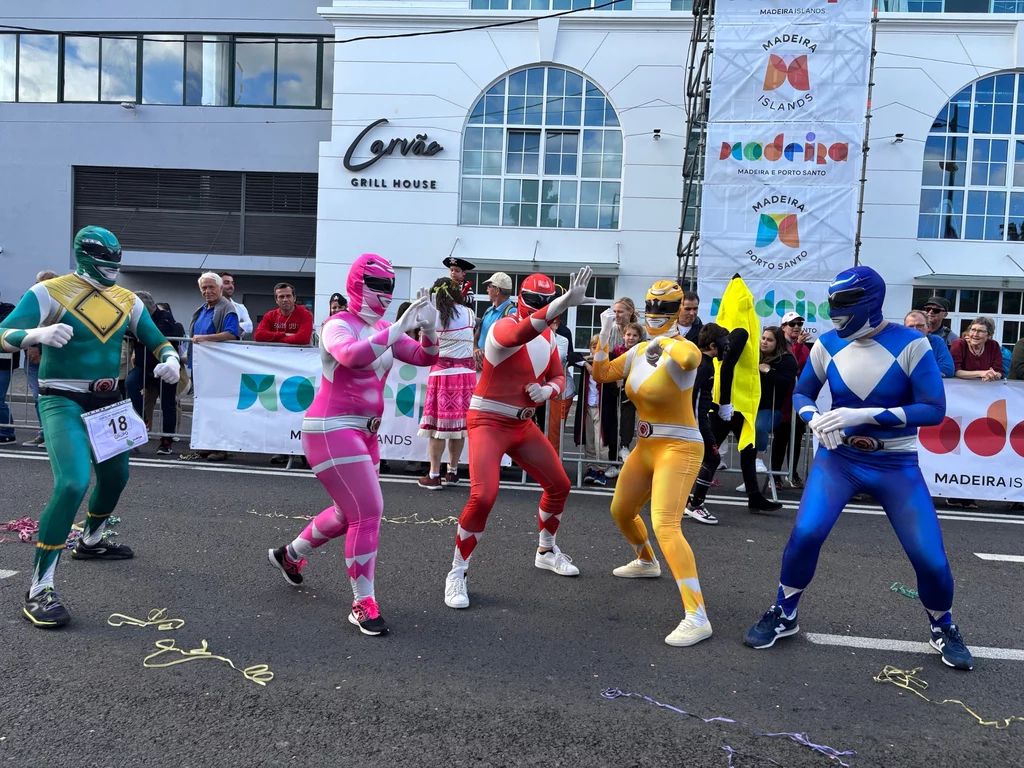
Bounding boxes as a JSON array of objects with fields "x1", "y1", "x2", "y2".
[{"x1": 827, "y1": 266, "x2": 885, "y2": 340}]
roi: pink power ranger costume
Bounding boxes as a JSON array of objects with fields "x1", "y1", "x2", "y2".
[{"x1": 268, "y1": 254, "x2": 439, "y2": 636}]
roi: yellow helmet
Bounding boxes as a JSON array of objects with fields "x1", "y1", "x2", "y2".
[{"x1": 644, "y1": 280, "x2": 683, "y2": 337}]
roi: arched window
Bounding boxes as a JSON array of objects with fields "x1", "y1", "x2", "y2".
[
  {"x1": 918, "y1": 71, "x2": 1024, "y2": 242},
  {"x1": 460, "y1": 66, "x2": 623, "y2": 230}
]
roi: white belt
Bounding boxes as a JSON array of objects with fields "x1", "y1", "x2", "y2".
[
  {"x1": 841, "y1": 434, "x2": 918, "y2": 453},
  {"x1": 636, "y1": 421, "x2": 702, "y2": 442},
  {"x1": 302, "y1": 415, "x2": 382, "y2": 434},
  {"x1": 469, "y1": 395, "x2": 536, "y2": 421}
]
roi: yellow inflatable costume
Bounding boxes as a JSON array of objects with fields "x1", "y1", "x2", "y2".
[{"x1": 593, "y1": 280, "x2": 711, "y2": 647}]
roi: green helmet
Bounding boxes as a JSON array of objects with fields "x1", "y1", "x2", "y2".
[{"x1": 74, "y1": 226, "x2": 122, "y2": 288}]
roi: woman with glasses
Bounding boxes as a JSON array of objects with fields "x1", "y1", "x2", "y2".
[{"x1": 950, "y1": 316, "x2": 1003, "y2": 383}]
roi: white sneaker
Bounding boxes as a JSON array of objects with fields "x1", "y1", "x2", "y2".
[
  {"x1": 535, "y1": 546, "x2": 580, "y2": 576},
  {"x1": 736, "y1": 483, "x2": 746, "y2": 493},
  {"x1": 612, "y1": 558, "x2": 661, "y2": 578},
  {"x1": 684, "y1": 504, "x2": 719, "y2": 525},
  {"x1": 444, "y1": 570, "x2": 469, "y2": 609},
  {"x1": 619, "y1": 446, "x2": 631, "y2": 463},
  {"x1": 755, "y1": 458, "x2": 768, "y2": 474},
  {"x1": 605, "y1": 465, "x2": 619, "y2": 479},
  {"x1": 665, "y1": 616, "x2": 713, "y2": 647}
]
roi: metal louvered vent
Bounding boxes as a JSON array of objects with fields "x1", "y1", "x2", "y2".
[{"x1": 73, "y1": 166, "x2": 317, "y2": 258}]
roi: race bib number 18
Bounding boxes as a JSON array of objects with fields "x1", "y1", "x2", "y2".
[{"x1": 81, "y1": 400, "x2": 149, "y2": 463}]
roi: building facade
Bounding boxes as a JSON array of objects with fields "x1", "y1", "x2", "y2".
[
  {"x1": 0, "y1": 1, "x2": 332, "y2": 323},
  {"x1": 318, "y1": 0, "x2": 1024, "y2": 350}
]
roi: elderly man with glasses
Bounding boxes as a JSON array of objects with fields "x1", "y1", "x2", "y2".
[
  {"x1": 904, "y1": 311, "x2": 954, "y2": 378},
  {"x1": 920, "y1": 295, "x2": 959, "y2": 348}
]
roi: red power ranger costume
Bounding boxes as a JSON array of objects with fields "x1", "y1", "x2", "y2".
[{"x1": 443, "y1": 267, "x2": 595, "y2": 609}]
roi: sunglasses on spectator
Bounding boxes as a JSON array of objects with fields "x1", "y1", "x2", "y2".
[
  {"x1": 923, "y1": 307, "x2": 945, "y2": 314},
  {"x1": 787, "y1": 321, "x2": 804, "y2": 327}
]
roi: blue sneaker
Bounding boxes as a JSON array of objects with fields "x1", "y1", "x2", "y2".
[
  {"x1": 930, "y1": 623, "x2": 974, "y2": 670},
  {"x1": 593, "y1": 471, "x2": 607, "y2": 487},
  {"x1": 583, "y1": 469, "x2": 598, "y2": 485},
  {"x1": 744, "y1": 604, "x2": 800, "y2": 649}
]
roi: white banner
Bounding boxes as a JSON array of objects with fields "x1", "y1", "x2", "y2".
[
  {"x1": 705, "y1": 122, "x2": 863, "y2": 187},
  {"x1": 714, "y1": 0, "x2": 872, "y2": 24},
  {"x1": 703, "y1": 279, "x2": 833, "y2": 340},
  {"x1": 191, "y1": 343, "x2": 511, "y2": 464},
  {"x1": 708, "y1": 23, "x2": 871, "y2": 124},
  {"x1": 919, "y1": 380, "x2": 1024, "y2": 502},
  {"x1": 698, "y1": 185, "x2": 856, "y2": 282}
]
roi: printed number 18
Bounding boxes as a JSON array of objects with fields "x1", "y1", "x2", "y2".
[{"x1": 108, "y1": 415, "x2": 129, "y2": 436}]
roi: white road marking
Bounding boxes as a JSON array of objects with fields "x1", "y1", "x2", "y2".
[
  {"x1": 0, "y1": 570, "x2": 18, "y2": 580},
  {"x1": 806, "y1": 632, "x2": 1024, "y2": 661},
  {"x1": 975, "y1": 553, "x2": 1024, "y2": 563},
  {"x1": 0, "y1": 449, "x2": 1021, "y2": 526}
]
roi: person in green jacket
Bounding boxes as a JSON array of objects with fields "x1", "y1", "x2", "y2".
[{"x1": 0, "y1": 226, "x2": 180, "y2": 628}]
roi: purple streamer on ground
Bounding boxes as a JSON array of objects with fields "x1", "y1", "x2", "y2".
[
  {"x1": 722, "y1": 746, "x2": 785, "y2": 767},
  {"x1": 0, "y1": 517, "x2": 39, "y2": 543},
  {"x1": 601, "y1": 688, "x2": 855, "y2": 767}
]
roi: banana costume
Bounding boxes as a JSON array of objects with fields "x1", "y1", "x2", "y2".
[
  {"x1": 593, "y1": 280, "x2": 711, "y2": 647},
  {"x1": 712, "y1": 277, "x2": 760, "y2": 451}
]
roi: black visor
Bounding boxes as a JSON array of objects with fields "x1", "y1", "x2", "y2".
[
  {"x1": 364, "y1": 276, "x2": 395, "y2": 294},
  {"x1": 828, "y1": 286, "x2": 865, "y2": 311},
  {"x1": 81, "y1": 240, "x2": 123, "y2": 263},
  {"x1": 521, "y1": 290, "x2": 555, "y2": 310},
  {"x1": 645, "y1": 299, "x2": 681, "y2": 316}
]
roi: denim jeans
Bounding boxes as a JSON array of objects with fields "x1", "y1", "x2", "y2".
[
  {"x1": 126, "y1": 366, "x2": 176, "y2": 438},
  {"x1": 0, "y1": 366, "x2": 13, "y2": 438},
  {"x1": 25, "y1": 359, "x2": 42, "y2": 437},
  {"x1": 755, "y1": 409, "x2": 783, "y2": 453}
]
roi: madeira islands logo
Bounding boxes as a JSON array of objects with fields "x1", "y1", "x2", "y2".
[
  {"x1": 718, "y1": 133, "x2": 849, "y2": 179},
  {"x1": 759, "y1": 34, "x2": 816, "y2": 113},
  {"x1": 747, "y1": 194, "x2": 809, "y2": 271}
]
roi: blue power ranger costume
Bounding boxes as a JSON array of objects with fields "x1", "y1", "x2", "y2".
[{"x1": 743, "y1": 266, "x2": 974, "y2": 671}]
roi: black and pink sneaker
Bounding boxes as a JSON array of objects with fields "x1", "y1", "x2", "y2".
[
  {"x1": 268, "y1": 546, "x2": 306, "y2": 586},
  {"x1": 348, "y1": 597, "x2": 389, "y2": 636}
]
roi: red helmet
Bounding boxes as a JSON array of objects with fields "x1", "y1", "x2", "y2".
[{"x1": 518, "y1": 273, "x2": 557, "y2": 319}]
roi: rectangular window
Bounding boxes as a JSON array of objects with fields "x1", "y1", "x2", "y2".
[
  {"x1": 506, "y1": 130, "x2": 541, "y2": 174},
  {"x1": 102, "y1": 36, "x2": 138, "y2": 102},
  {"x1": 670, "y1": 0, "x2": 694, "y2": 8},
  {"x1": 185, "y1": 35, "x2": 230, "y2": 106},
  {"x1": 234, "y1": 37, "x2": 276, "y2": 106},
  {"x1": 579, "y1": 180, "x2": 620, "y2": 229},
  {"x1": 18, "y1": 34, "x2": 59, "y2": 102},
  {"x1": 545, "y1": 131, "x2": 579, "y2": 175},
  {"x1": 276, "y1": 38, "x2": 318, "y2": 107},
  {"x1": 502, "y1": 179, "x2": 540, "y2": 226},
  {"x1": 460, "y1": 178, "x2": 501, "y2": 226},
  {"x1": 0, "y1": 35, "x2": 15, "y2": 102},
  {"x1": 63, "y1": 36, "x2": 99, "y2": 102},
  {"x1": 321, "y1": 40, "x2": 334, "y2": 110},
  {"x1": 540, "y1": 180, "x2": 577, "y2": 228},
  {"x1": 142, "y1": 35, "x2": 184, "y2": 105}
]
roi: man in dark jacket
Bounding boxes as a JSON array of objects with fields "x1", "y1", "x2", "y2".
[{"x1": 126, "y1": 292, "x2": 180, "y2": 454}]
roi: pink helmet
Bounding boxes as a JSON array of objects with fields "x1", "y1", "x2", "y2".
[{"x1": 347, "y1": 253, "x2": 396, "y2": 320}]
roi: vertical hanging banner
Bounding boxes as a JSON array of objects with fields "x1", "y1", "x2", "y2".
[{"x1": 699, "y1": 0, "x2": 872, "y2": 340}]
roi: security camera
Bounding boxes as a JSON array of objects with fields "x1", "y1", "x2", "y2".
[
  {"x1": 891, "y1": 132, "x2": 904, "y2": 145},
  {"x1": 120, "y1": 101, "x2": 137, "y2": 110},
  {"x1": 653, "y1": 128, "x2": 662, "y2": 141}
]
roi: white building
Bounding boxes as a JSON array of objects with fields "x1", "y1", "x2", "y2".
[{"x1": 2, "y1": 1, "x2": 1024, "y2": 349}]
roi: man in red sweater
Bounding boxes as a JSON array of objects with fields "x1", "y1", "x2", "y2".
[{"x1": 255, "y1": 283, "x2": 313, "y2": 345}]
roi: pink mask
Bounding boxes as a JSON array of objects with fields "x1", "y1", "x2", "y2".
[{"x1": 347, "y1": 254, "x2": 395, "y2": 323}]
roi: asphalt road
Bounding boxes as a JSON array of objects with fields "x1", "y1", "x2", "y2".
[{"x1": 1, "y1": 448, "x2": 1023, "y2": 768}]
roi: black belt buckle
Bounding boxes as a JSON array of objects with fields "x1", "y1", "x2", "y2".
[
  {"x1": 367, "y1": 417, "x2": 382, "y2": 434},
  {"x1": 90, "y1": 378, "x2": 118, "y2": 393},
  {"x1": 844, "y1": 435, "x2": 882, "y2": 452},
  {"x1": 516, "y1": 407, "x2": 536, "y2": 421},
  {"x1": 637, "y1": 421, "x2": 652, "y2": 438}
]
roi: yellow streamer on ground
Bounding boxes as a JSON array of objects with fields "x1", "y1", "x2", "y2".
[
  {"x1": 874, "y1": 665, "x2": 1024, "y2": 729},
  {"x1": 107, "y1": 608, "x2": 185, "y2": 631},
  {"x1": 143, "y1": 639, "x2": 274, "y2": 687}
]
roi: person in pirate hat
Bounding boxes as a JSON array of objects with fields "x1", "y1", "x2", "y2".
[{"x1": 443, "y1": 257, "x2": 475, "y2": 304}]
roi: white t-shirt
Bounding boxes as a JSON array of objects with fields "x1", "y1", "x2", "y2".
[
  {"x1": 587, "y1": 373, "x2": 599, "y2": 406},
  {"x1": 233, "y1": 301, "x2": 254, "y2": 336},
  {"x1": 434, "y1": 306, "x2": 476, "y2": 370}
]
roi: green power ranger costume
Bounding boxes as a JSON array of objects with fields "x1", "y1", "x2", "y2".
[{"x1": 0, "y1": 226, "x2": 180, "y2": 628}]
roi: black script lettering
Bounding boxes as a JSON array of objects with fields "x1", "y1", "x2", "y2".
[{"x1": 344, "y1": 118, "x2": 446, "y2": 172}]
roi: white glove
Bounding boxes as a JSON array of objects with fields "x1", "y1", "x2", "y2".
[
  {"x1": 548, "y1": 266, "x2": 597, "y2": 318},
  {"x1": 644, "y1": 338, "x2": 664, "y2": 366},
  {"x1": 525, "y1": 383, "x2": 554, "y2": 403},
  {"x1": 808, "y1": 412, "x2": 843, "y2": 451},
  {"x1": 413, "y1": 287, "x2": 439, "y2": 331},
  {"x1": 718, "y1": 403, "x2": 735, "y2": 422},
  {"x1": 153, "y1": 358, "x2": 181, "y2": 385},
  {"x1": 813, "y1": 407, "x2": 884, "y2": 434},
  {"x1": 394, "y1": 294, "x2": 428, "y2": 337},
  {"x1": 22, "y1": 323, "x2": 73, "y2": 349},
  {"x1": 598, "y1": 307, "x2": 616, "y2": 346}
]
